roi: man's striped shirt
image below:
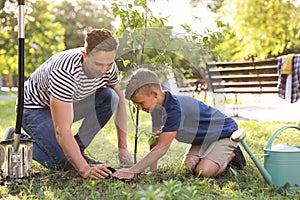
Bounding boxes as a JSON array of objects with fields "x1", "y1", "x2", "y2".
[{"x1": 24, "y1": 47, "x2": 120, "y2": 108}]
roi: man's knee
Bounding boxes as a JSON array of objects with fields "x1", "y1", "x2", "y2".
[
  {"x1": 96, "y1": 87, "x2": 119, "y2": 111},
  {"x1": 110, "y1": 89, "x2": 119, "y2": 109}
]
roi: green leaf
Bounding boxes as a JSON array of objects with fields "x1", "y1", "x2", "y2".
[{"x1": 148, "y1": 136, "x2": 157, "y2": 146}]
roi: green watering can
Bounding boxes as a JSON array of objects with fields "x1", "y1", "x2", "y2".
[{"x1": 231, "y1": 126, "x2": 300, "y2": 190}]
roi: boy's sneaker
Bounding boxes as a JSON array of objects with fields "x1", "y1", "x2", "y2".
[{"x1": 230, "y1": 145, "x2": 247, "y2": 170}]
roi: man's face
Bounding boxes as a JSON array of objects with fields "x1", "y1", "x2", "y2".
[
  {"x1": 83, "y1": 50, "x2": 116, "y2": 78},
  {"x1": 131, "y1": 91, "x2": 157, "y2": 113}
]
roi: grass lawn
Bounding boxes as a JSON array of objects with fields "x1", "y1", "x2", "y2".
[{"x1": 0, "y1": 97, "x2": 300, "y2": 199}]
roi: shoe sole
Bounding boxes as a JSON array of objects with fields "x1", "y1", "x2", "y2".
[{"x1": 232, "y1": 145, "x2": 247, "y2": 169}]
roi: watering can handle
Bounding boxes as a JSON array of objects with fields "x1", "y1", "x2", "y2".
[{"x1": 265, "y1": 126, "x2": 300, "y2": 150}]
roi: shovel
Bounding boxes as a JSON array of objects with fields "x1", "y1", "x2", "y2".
[{"x1": 0, "y1": 0, "x2": 34, "y2": 179}]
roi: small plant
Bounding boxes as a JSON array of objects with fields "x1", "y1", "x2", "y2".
[
  {"x1": 147, "y1": 130, "x2": 161, "y2": 146},
  {"x1": 136, "y1": 185, "x2": 166, "y2": 200}
]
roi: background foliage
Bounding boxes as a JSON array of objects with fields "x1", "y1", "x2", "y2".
[
  {"x1": 0, "y1": 0, "x2": 115, "y2": 87},
  {"x1": 215, "y1": 0, "x2": 300, "y2": 60},
  {"x1": 1, "y1": 0, "x2": 300, "y2": 89}
]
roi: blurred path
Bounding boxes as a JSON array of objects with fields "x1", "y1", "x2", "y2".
[
  {"x1": 0, "y1": 87, "x2": 17, "y2": 100},
  {"x1": 0, "y1": 96, "x2": 17, "y2": 100},
  {"x1": 224, "y1": 94, "x2": 300, "y2": 123}
]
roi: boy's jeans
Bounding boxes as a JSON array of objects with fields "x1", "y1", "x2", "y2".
[{"x1": 22, "y1": 87, "x2": 119, "y2": 170}]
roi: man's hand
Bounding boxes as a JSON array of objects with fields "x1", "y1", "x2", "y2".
[
  {"x1": 118, "y1": 148, "x2": 134, "y2": 166},
  {"x1": 112, "y1": 168, "x2": 135, "y2": 179},
  {"x1": 81, "y1": 165, "x2": 113, "y2": 179}
]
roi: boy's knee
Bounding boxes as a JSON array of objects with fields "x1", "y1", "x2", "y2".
[
  {"x1": 194, "y1": 159, "x2": 219, "y2": 178},
  {"x1": 194, "y1": 167, "x2": 214, "y2": 178},
  {"x1": 183, "y1": 156, "x2": 216, "y2": 178}
]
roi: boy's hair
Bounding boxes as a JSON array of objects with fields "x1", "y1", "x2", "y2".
[
  {"x1": 85, "y1": 28, "x2": 118, "y2": 54},
  {"x1": 125, "y1": 68, "x2": 161, "y2": 100}
]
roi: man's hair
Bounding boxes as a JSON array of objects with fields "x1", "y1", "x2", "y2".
[
  {"x1": 85, "y1": 28, "x2": 118, "y2": 54},
  {"x1": 125, "y1": 68, "x2": 161, "y2": 100}
]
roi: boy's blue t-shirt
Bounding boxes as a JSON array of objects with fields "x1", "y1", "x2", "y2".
[{"x1": 151, "y1": 91, "x2": 238, "y2": 145}]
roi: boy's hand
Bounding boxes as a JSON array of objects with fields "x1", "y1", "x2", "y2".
[{"x1": 112, "y1": 168, "x2": 135, "y2": 179}]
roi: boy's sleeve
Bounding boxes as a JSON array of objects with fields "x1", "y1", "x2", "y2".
[
  {"x1": 151, "y1": 106, "x2": 166, "y2": 128},
  {"x1": 162, "y1": 105, "x2": 181, "y2": 132},
  {"x1": 151, "y1": 104, "x2": 181, "y2": 132}
]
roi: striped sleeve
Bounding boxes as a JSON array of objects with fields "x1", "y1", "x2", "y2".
[
  {"x1": 49, "y1": 69, "x2": 76, "y2": 102},
  {"x1": 48, "y1": 52, "x2": 81, "y2": 102}
]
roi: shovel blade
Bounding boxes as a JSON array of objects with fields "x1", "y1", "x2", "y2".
[{"x1": 0, "y1": 139, "x2": 33, "y2": 179}]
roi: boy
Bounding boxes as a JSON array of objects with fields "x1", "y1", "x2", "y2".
[{"x1": 113, "y1": 68, "x2": 246, "y2": 179}]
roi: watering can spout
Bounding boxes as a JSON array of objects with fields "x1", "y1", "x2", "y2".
[{"x1": 231, "y1": 129, "x2": 273, "y2": 185}]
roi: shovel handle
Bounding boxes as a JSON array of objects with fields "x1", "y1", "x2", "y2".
[
  {"x1": 15, "y1": 0, "x2": 25, "y2": 136},
  {"x1": 265, "y1": 126, "x2": 300, "y2": 150},
  {"x1": 13, "y1": 0, "x2": 25, "y2": 153}
]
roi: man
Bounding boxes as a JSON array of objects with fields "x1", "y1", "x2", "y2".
[{"x1": 19, "y1": 28, "x2": 133, "y2": 179}]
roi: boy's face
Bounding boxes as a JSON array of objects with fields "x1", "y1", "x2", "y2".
[
  {"x1": 83, "y1": 50, "x2": 115, "y2": 78},
  {"x1": 131, "y1": 90, "x2": 157, "y2": 113}
]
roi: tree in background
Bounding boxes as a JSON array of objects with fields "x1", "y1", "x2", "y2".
[
  {"x1": 215, "y1": 0, "x2": 300, "y2": 61},
  {"x1": 0, "y1": 0, "x2": 65, "y2": 89},
  {"x1": 112, "y1": 0, "x2": 218, "y2": 79},
  {"x1": 0, "y1": 0, "x2": 17, "y2": 89},
  {"x1": 0, "y1": 0, "x2": 115, "y2": 89},
  {"x1": 112, "y1": 0, "x2": 168, "y2": 69},
  {"x1": 189, "y1": 0, "x2": 224, "y2": 12},
  {"x1": 25, "y1": 0, "x2": 65, "y2": 76},
  {"x1": 53, "y1": 0, "x2": 114, "y2": 49}
]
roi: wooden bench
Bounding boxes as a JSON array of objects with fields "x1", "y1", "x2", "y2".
[
  {"x1": 206, "y1": 57, "x2": 279, "y2": 116},
  {"x1": 176, "y1": 67, "x2": 208, "y2": 94}
]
